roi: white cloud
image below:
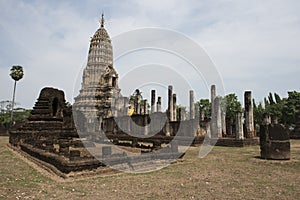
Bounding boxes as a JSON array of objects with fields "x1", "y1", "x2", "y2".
[{"x1": 0, "y1": 0, "x2": 299, "y2": 108}]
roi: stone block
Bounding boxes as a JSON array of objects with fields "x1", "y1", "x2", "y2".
[{"x1": 260, "y1": 124, "x2": 290, "y2": 160}]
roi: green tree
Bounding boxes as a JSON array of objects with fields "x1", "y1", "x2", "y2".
[
  {"x1": 274, "y1": 93, "x2": 282, "y2": 104},
  {"x1": 0, "y1": 102, "x2": 31, "y2": 128},
  {"x1": 223, "y1": 93, "x2": 242, "y2": 123},
  {"x1": 216, "y1": 94, "x2": 241, "y2": 135},
  {"x1": 0, "y1": 100, "x2": 12, "y2": 114},
  {"x1": 282, "y1": 91, "x2": 300, "y2": 125},
  {"x1": 10, "y1": 65, "x2": 24, "y2": 125},
  {"x1": 253, "y1": 100, "x2": 265, "y2": 126},
  {"x1": 268, "y1": 92, "x2": 275, "y2": 105},
  {"x1": 262, "y1": 91, "x2": 299, "y2": 126},
  {"x1": 265, "y1": 93, "x2": 283, "y2": 123},
  {"x1": 195, "y1": 99, "x2": 211, "y2": 119}
]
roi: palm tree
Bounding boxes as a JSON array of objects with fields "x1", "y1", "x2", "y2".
[{"x1": 10, "y1": 65, "x2": 24, "y2": 126}]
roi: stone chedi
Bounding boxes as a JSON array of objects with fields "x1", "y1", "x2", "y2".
[
  {"x1": 8, "y1": 88, "x2": 101, "y2": 173},
  {"x1": 74, "y1": 14, "x2": 122, "y2": 128}
]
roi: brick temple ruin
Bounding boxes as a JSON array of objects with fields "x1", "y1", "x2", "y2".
[
  {"x1": 9, "y1": 14, "x2": 294, "y2": 175},
  {"x1": 9, "y1": 15, "x2": 187, "y2": 175},
  {"x1": 9, "y1": 87, "x2": 184, "y2": 175}
]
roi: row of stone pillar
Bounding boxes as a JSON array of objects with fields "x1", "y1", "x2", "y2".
[
  {"x1": 130, "y1": 90, "x2": 162, "y2": 116},
  {"x1": 130, "y1": 84, "x2": 255, "y2": 140},
  {"x1": 132, "y1": 92, "x2": 149, "y2": 115},
  {"x1": 234, "y1": 91, "x2": 255, "y2": 139},
  {"x1": 150, "y1": 86, "x2": 216, "y2": 123},
  {"x1": 150, "y1": 87, "x2": 192, "y2": 121},
  {"x1": 210, "y1": 85, "x2": 255, "y2": 139}
]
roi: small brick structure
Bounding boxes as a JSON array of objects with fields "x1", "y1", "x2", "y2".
[
  {"x1": 260, "y1": 123, "x2": 290, "y2": 160},
  {"x1": 8, "y1": 87, "x2": 102, "y2": 173}
]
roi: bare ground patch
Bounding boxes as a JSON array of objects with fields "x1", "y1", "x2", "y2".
[{"x1": 1, "y1": 136, "x2": 300, "y2": 199}]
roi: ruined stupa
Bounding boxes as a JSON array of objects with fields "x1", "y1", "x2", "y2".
[{"x1": 74, "y1": 13, "x2": 124, "y2": 129}]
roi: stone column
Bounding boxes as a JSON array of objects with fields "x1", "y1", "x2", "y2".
[
  {"x1": 244, "y1": 91, "x2": 255, "y2": 138},
  {"x1": 140, "y1": 105, "x2": 144, "y2": 115},
  {"x1": 211, "y1": 96, "x2": 222, "y2": 139},
  {"x1": 211, "y1": 85, "x2": 216, "y2": 108},
  {"x1": 215, "y1": 97, "x2": 222, "y2": 138},
  {"x1": 199, "y1": 109, "x2": 205, "y2": 121},
  {"x1": 157, "y1": 96, "x2": 162, "y2": 112},
  {"x1": 235, "y1": 111, "x2": 244, "y2": 140},
  {"x1": 136, "y1": 92, "x2": 141, "y2": 115},
  {"x1": 178, "y1": 108, "x2": 182, "y2": 121},
  {"x1": 221, "y1": 110, "x2": 226, "y2": 136},
  {"x1": 173, "y1": 94, "x2": 177, "y2": 121},
  {"x1": 144, "y1": 107, "x2": 149, "y2": 135},
  {"x1": 189, "y1": 90, "x2": 195, "y2": 120},
  {"x1": 178, "y1": 108, "x2": 186, "y2": 121},
  {"x1": 210, "y1": 85, "x2": 216, "y2": 138},
  {"x1": 206, "y1": 122, "x2": 211, "y2": 138},
  {"x1": 168, "y1": 86, "x2": 174, "y2": 121},
  {"x1": 144, "y1": 100, "x2": 148, "y2": 115},
  {"x1": 133, "y1": 99, "x2": 137, "y2": 115},
  {"x1": 151, "y1": 90, "x2": 156, "y2": 113}
]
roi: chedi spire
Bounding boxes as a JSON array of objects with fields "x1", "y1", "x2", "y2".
[{"x1": 100, "y1": 12, "x2": 105, "y2": 27}]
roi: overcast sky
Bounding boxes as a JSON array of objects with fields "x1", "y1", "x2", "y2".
[{"x1": 0, "y1": 0, "x2": 299, "y2": 109}]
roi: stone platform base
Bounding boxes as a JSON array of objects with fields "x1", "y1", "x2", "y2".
[
  {"x1": 105, "y1": 134, "x2": 204, "y2": 146},
  {"x1": 211, "y1": 138, "x2": 259, "y2": 147},
  {"x1": 8, "y1": 143, "x2": 184, "y2": 178}
]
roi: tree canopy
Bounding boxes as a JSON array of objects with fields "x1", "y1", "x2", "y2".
[
  {"x1": 0, "y1": 100, "x2": 31, "y2": 128},
  {"x1": 10, "y1": 65, "x2": 24, "y2": 81},
  {"x1": 195, "y1": 99, "x2": 211, "y2": 119},
  {"x1": 261, "y1": 91, "x2": 300, "y2": 126},
  {"x1": 223, "y1": 94, "x2": 242, "y2": 123}
]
